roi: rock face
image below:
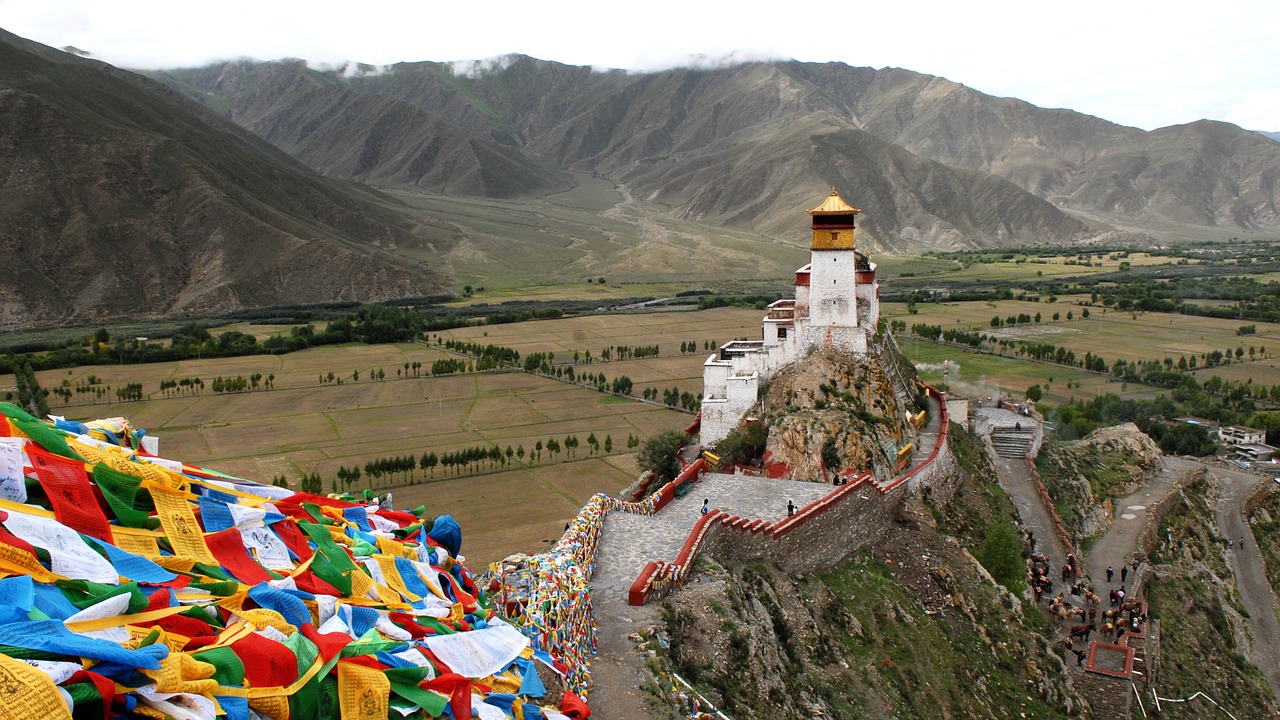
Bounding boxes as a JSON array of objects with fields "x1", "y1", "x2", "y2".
[
  {"x1": 758, "y1": 344, "x2": 921, "y2": 482},
  {"x1": 655, "y1": 494, "x2": 1084, "y2": 718},
  {"x1": 1037, "y1": 422, "x2": 1163, "y2": 537}
]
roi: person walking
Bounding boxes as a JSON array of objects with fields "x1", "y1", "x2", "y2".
[
  {"x1": 1106, "y1": 566, "x2": 1114, "y2": 583},
  {"x1": 787, "y1": 500, "x2": 796, "y2": 516},
  {"x1": 701, "y1": 498, "x2": 710, "y2": 516},
  {"x1": 1120, "y1": 565, "x2": 1128, "y2": 583},
  {"x1": 1240, "y1": 536, "x2": 1246, "y2": 550}
]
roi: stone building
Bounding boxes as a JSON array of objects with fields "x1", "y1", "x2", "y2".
[{"x1": 701, "y1": 189, "x2": 880, "y2": 446}]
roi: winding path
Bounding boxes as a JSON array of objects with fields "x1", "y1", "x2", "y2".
[
  {"x1": 1083, "y1": 457, "x2": 1198, "y2": 597},
  {"x1": 993, "y1": 453, "x2": 1068, "y2": 573},
  {"x1": 995, "y1": 441, "x2": 1280, "y2": 702},
  {"x1": 1209, "y1": 464, "x2": 1280, "y2": 697}
]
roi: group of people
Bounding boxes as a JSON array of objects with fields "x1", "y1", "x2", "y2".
[
  {"x1": 1058, "y1": 557, "x2": 1145, "y2": 666},
  {"x1": 1025, "y1": 531, "x2": 1149, "y2": 668}
]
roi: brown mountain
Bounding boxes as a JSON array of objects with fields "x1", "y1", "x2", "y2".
[
  {"x1": 155, "y1": 60, "x2": 572, "y2": 197},
  {"x1": 0, "y1": 29, "x2": 456, "y2": 329},
  {"x1": 153, "y1": 56, "x2": 1280, "y2": 246}
]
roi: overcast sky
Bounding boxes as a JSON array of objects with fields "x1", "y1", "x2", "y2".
[{"x1": 3, "y1": 0, "x2": 1277, "y2": 132}]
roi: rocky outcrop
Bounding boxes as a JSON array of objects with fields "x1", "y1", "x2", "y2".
[
  {"x1": 1037, "y1": 423, "x2": 1163, "y2": 537},
  {"x1": 758, "y1": 345, "x2": 921, "y2": 482}
]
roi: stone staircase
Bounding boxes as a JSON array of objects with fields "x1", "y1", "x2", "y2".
[{"x1": 990, "y1": 425, "x2": 1037, "y2": 459}]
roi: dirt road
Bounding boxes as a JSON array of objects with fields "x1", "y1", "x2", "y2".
[{"x1": 1210, "y1": 464, "x2": 1280, "y2": 697}]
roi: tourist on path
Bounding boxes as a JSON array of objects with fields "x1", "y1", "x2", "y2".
[
  {"x1": 787, "y1": 500, "x2": 796, "y2": 516},
  {"x1": 1106, "y1": 566, "x2": 1114, "y2": 583},
  {"x1": 701, "y1": 498, "x2": 710, "y2": 516}
]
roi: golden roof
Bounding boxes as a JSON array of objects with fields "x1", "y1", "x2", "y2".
[{"x1": 808, "y1": 188, "x2": 861, "y2": 215}]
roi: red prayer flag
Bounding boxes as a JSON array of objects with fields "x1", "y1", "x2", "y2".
[{"x1": 27, "y1": 445, "x2": 113, "y2": 542}]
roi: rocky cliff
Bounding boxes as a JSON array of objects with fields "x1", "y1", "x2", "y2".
[
  {"x1": 1036, "y1": 423, "x2": 1163, "y2": 538},
  {"x1": 754, "y1": 343, "x2": 924, "y2": 483},
  {"x1": 646, "y1": 425, "x2": 1086, "y2": 718}
]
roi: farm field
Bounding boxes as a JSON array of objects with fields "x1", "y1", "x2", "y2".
[
  {"x1": 883, "y1": 301, "x2": 1280, "y2": 388},
  {"x1": 892, "y1": 251, "x2": 1192, "y2": 285},
  {"x1": 432, "y1": 306, "x2": 764, "y2": 398},
  {"x1": 903, "y1": 340, "x2": 1163, "y2": 407},
  {"x1": 45, "y1": 367, "x2": 688, "y2": 567},
  {"x1": 19, "y1": 309, "x2": 771, "y2": 566}
]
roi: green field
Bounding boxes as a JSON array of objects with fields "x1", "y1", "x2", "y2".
[
  {"x1": 902, "y1": 340, "x2": 1162, "y2": 406},
  {"x1": 887, "y1": 300, "x2": 1280, "y2": 366},
  {"x1": 20, "y1": 309, "x2": 769, "y2": 566},
  {"x1": 886, "y1": 297, "x2": 1280, "y2": 402}
]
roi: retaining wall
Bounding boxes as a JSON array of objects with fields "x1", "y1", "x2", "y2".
[
  {"x1": 1024, "y1": 444, "x2": 1077, "y2": 562},
  {"x1": 1243, "y1": 474, "x2": 1279, "y2": 519},
  {"x1": 1137, "y1": 467, "x2": 1207, "y2": 561},
  {"x1": 629, "y1": 386, "x2": 954, "y2": 604}
]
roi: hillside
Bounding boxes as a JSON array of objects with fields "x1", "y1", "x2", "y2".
[
  {"x1": 644, "y1": 425, "x2": 1086, "y2": 718},
  {"x1": 0, "y1": 29, "x2": 457, "y2": 329},
  {"x1": 152, "y1": 55, "x2": 1280, "y2": 248}
]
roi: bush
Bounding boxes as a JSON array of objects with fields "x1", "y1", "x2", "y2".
[
  {"x1": 977, "y1": 520, "x2": 1025, "y2": 594},
  {"x1": 638, "y1": 430, "x2": 687, "y2": 484}
]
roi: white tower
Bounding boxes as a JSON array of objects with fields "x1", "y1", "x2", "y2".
[{"x1": 807, "y1": 189, "x2": 860, "y2": 329}]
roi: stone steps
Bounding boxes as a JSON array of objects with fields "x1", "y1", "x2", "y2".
[{"x1": 990, "y1": 427, "x2": 1036, "y2": 459}]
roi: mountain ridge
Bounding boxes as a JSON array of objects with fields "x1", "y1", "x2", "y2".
[{"x1": 150, "y1": 54, "x2": 1280, "y2": 248}]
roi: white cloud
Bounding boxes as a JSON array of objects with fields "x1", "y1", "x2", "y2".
[{"x1": 1, "y1": 0, "x2": 1276, "y2": 130}]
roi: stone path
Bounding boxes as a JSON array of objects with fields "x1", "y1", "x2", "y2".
[
  {"x1": 1084, "y1": 456, "x2": 1198, "y2": 595},
  {"x1": 993, "y1": 453, "x2": 1068, "y2": 573},
  {"x1": 585, "y1": 394, "x2": 945, "y2": 715},
  {"x1": 1208, "y1": 464, "x2": 1280, "y2": 698},
  {"x1": 591, "y1": 473, "x2": 835, "y2": 603}
]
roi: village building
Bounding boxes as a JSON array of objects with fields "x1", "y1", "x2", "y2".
[
  {"x1": 701, "y1": 189, "x2": 880, "y2": 447},
  {"x1": 1219, "y1": 424, "x2": 1265, "y2": 447}
]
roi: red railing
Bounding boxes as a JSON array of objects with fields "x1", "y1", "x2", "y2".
[
  {"x1": 880, "y1": 385, "x2": 949, "y2": 493},
  {"x1": 684, "y1": 413, "x2": 702, "y2": 436},
  {"x1": 1024, "y1": 442, "x2": 1076, "y2": 562},
  {"x1": 628, "y1": 386, "x2": 951, "y2": 605}
]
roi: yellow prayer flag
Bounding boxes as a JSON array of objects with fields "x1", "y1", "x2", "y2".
[
  {"x1": 0, "y1": 652, "x2": 74, "y2": 720},
  {"x1": 338, "y1": 661, "x2": 389, "y2": 720},
  {"x1": 148, "y1": 483, "x2": 217, "y2": 564}
]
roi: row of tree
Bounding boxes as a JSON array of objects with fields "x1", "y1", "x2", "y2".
[
  {"x1": 989, "y1": 308, "x2": 1088, "y2": 327},
  {"x1": 6, "y1": 358, "x2": 49, "y2": 416},
  {"x1": 323, "y1": 432, "x2": 642, "y2": 491}
]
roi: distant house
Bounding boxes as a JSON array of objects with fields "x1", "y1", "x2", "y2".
[
  {"x1": 1220, "y1": 425, "x2": 1266, "y2": 447},
  {"x1": 1234, "y1": 443, "x2": 1277, "y2": 463}
]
